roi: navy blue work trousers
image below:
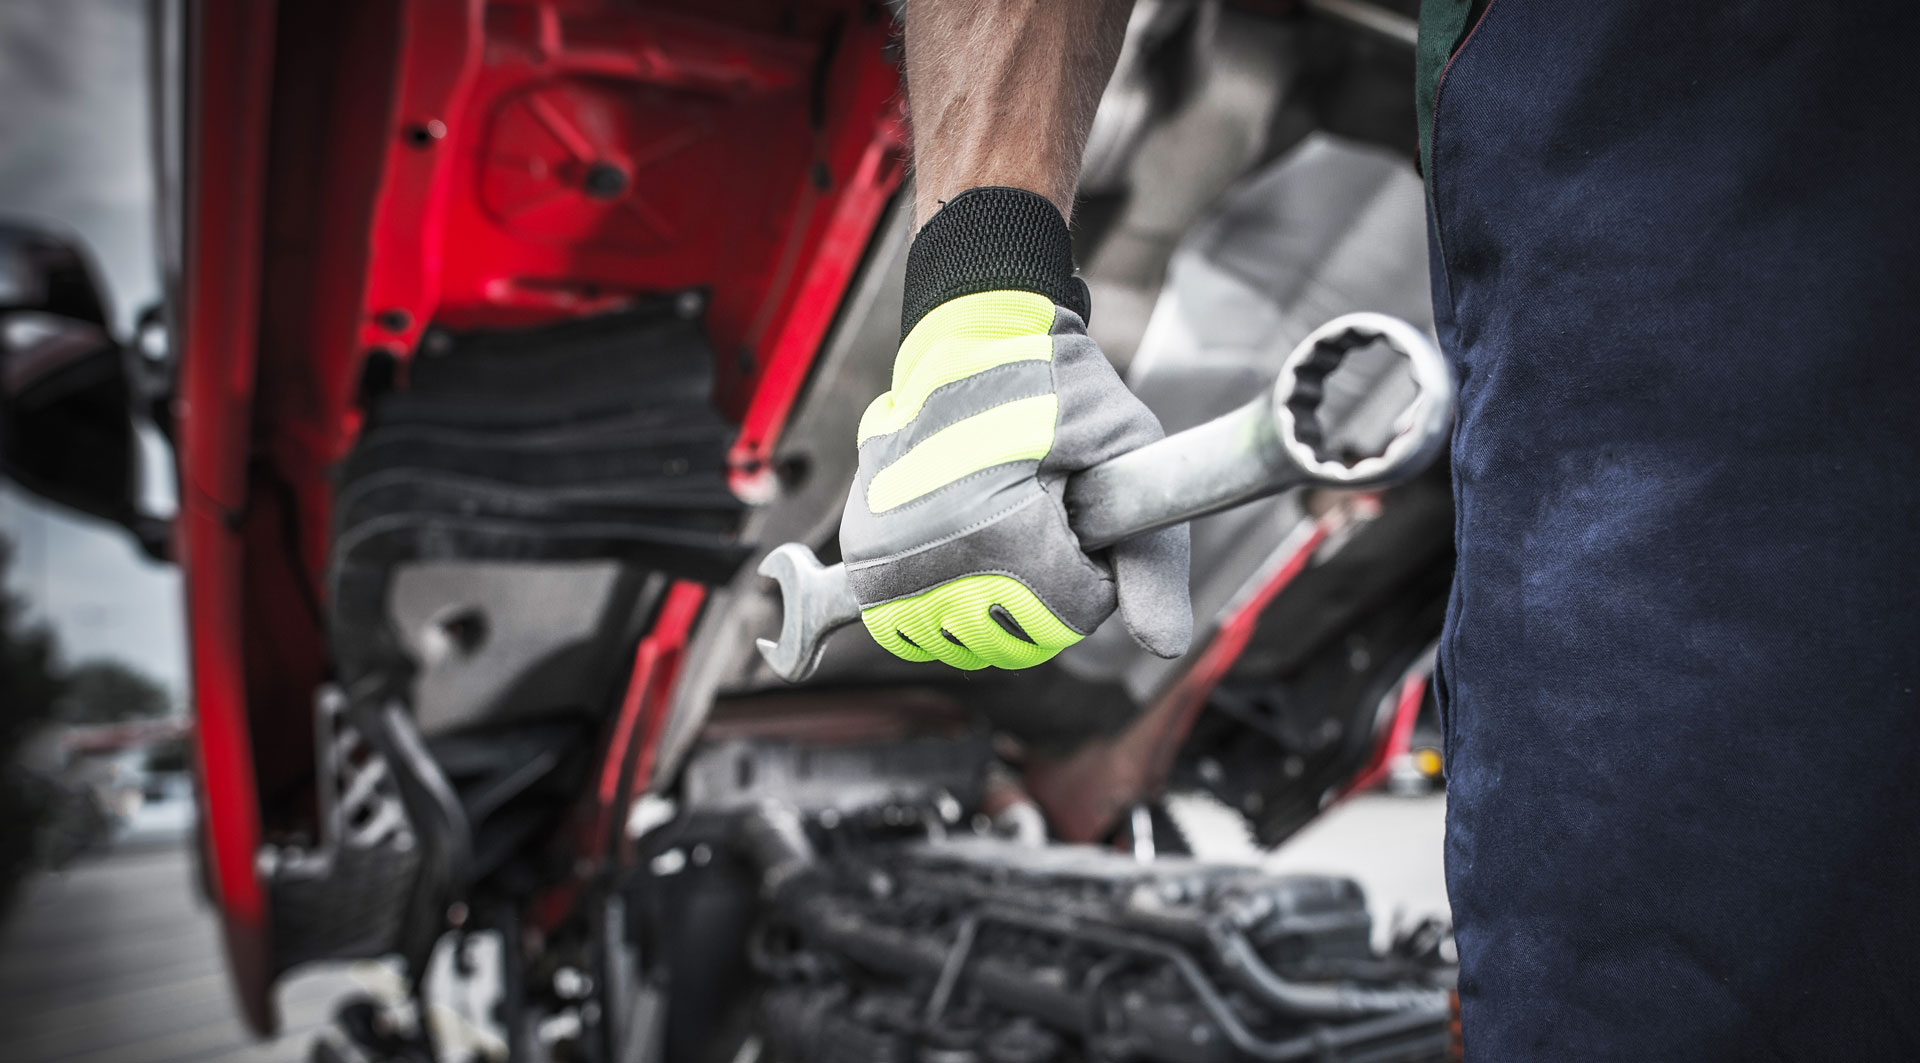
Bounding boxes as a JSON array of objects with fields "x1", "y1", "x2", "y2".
[{"x1": 1424, "y1": 3, "x2": 1920, "y2": 1058}]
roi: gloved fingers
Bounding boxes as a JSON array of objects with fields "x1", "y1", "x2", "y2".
[
  {"x1": 937, "y1": 577, "x2": 1084, "y2": 669},
  {"x1": 858, "y1": 574, "x2": 1086, "y2": 671},
  {"x1": 865, "y1": 623, "x2": 939, "y2": 665},
  {"x1": 1110, "y1": 523, "x2": 1192, "y2": 659},
  {"x1": 861, "y1": 587, "x2": 988, "y2": 671},
  {"x1": 912, "y1": 629, "x2": 990, "y2": 671}
]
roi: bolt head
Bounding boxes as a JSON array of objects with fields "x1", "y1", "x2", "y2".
[{"x1": 582, "y1": 161, "x2": 629, "y2": 200}]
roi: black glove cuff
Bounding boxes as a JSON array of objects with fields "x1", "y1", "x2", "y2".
[{"x1": 900, "y1": 186, "x2": 1091, "y2": 340}]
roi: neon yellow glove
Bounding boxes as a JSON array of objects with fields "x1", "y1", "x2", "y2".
[{"x1": 838, "y1": 187, "x2": 1190, "y2": 670}]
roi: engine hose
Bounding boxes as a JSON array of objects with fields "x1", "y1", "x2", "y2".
[
  {"x1": 976, "y1": 905, "x2": 1448, "y2": 1061},
  {"x1": 1212, "y1": 928, "x2": 1452, "y2": 1020},
  {"x1": 734, "y1": 801, "x2": 817, "y2": 898}
]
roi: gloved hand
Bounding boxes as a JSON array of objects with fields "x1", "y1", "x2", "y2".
[{"x1": 839, "y1": 186, "x2": 1190, "y2": 670}]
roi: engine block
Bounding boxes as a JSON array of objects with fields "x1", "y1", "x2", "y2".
[{"x1": 749, "y1": 828, "x2": 1454, "y2": 1063}]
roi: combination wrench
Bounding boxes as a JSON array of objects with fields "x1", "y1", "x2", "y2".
[{"x1": 755, "y1": 312, "x2": 1454, "y2": 683}]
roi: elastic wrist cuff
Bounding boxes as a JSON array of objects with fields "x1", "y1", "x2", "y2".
[{"x1": 901, "y1": 186, "x2": 1091, "y2": 340}]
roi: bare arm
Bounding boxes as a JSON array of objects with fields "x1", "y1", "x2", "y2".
[{"x1": 903, "y1": 0, "x2": 1134, "y2": 226}]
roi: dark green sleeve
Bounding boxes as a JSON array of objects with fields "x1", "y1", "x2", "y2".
[{"x1": 1416, "y1": 0, "x2": 1489, "y2": 181}]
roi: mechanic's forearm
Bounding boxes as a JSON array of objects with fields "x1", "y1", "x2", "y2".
[{"x1": 904, "y1": 0, "x2": 1133, "y2": 226}]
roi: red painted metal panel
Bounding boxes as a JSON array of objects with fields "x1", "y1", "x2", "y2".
[
  {"x1": 533, "y1": 580, "x2": 708, "y2": 934},
  {"x1": 353, "y1": 0, "x2": 486, "y2": 372},
  {"x1": 729, "y1": 101, "x2": 905, "y2": 498},
  {"x1": 183, "y1": 0, "x2": 905, "y2": 1012},
  {"x1": 177, "y1": 0, "x2": 279, "y2": 1035},
  {"x1": 1341, "y1": 669, "x2": 1429, "y2": 798},
  {"x1": 593, "y1": 580, "x2": 706, "y2": 862},
  {"x1": 353, "y1": 1, "x2": 904, "y2": 439}
]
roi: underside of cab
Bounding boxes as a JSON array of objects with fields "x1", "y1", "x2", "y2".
[{"x1": 156, "y1": 1, "x2": 1456, "y2": 1058}]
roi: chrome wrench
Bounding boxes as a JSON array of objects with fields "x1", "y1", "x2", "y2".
[{"x1": 755, "y1": 313, "x2": 1453, "y2": 683}]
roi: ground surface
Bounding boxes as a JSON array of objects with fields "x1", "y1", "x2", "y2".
[
  {"x1": 0, "y1": 794, "x2": 1448, "y2": 1062},
  {"x1": 0, "y1": 844, "x2": 356, "y2": 1063}
]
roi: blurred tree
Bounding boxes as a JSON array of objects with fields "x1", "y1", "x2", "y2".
[
  {"x1": 0, "y1": 536, "x2": 68, "y2": 913},
  {"x1": 56, "y1": 659, "x2": 172, "y2": 725},
  {"x1": 0, "y1": 539, "x2": 65, "y2": 742}
]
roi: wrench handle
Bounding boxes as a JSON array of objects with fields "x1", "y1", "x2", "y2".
[{"x1": 1064, "y1": 391, "x2": 1293, "y2": 551}]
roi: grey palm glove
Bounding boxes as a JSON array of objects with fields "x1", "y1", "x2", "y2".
[{"x1": 837, "y1": 186, "x2": 1191, "y2": 671}]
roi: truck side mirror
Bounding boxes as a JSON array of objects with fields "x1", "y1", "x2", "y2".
[{"x1": 0, "y1": 221, "x2": 170, "y2": 559}]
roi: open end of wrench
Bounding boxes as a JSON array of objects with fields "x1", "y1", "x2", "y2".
[
  {"x1": 1270, "y1": 312, "x2": 1453, "y2": 490},
  {"x1": 754, "y1": 543, "x2": 863, "y2": 683}
]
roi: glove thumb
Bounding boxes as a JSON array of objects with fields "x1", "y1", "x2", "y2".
[{"x1": 1111, "y1": 522, "x2": 1191, "y2": 658}]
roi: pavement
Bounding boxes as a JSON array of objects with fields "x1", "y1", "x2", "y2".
[
  {"x1": 0, "y1": 793, "x2": 1448, "y2": 1062},
  {"x1": 0, "y1": 846, "x2": 358, "y2": 1063}
]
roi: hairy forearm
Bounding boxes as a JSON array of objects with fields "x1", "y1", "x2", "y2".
[{"x1": 903, "y1": 0, "x2": 1133, "y2": 227}]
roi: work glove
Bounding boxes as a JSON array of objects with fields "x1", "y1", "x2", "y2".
[{"x1": 839, "y1": 186, "x2": 1191, "y2": 670}]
